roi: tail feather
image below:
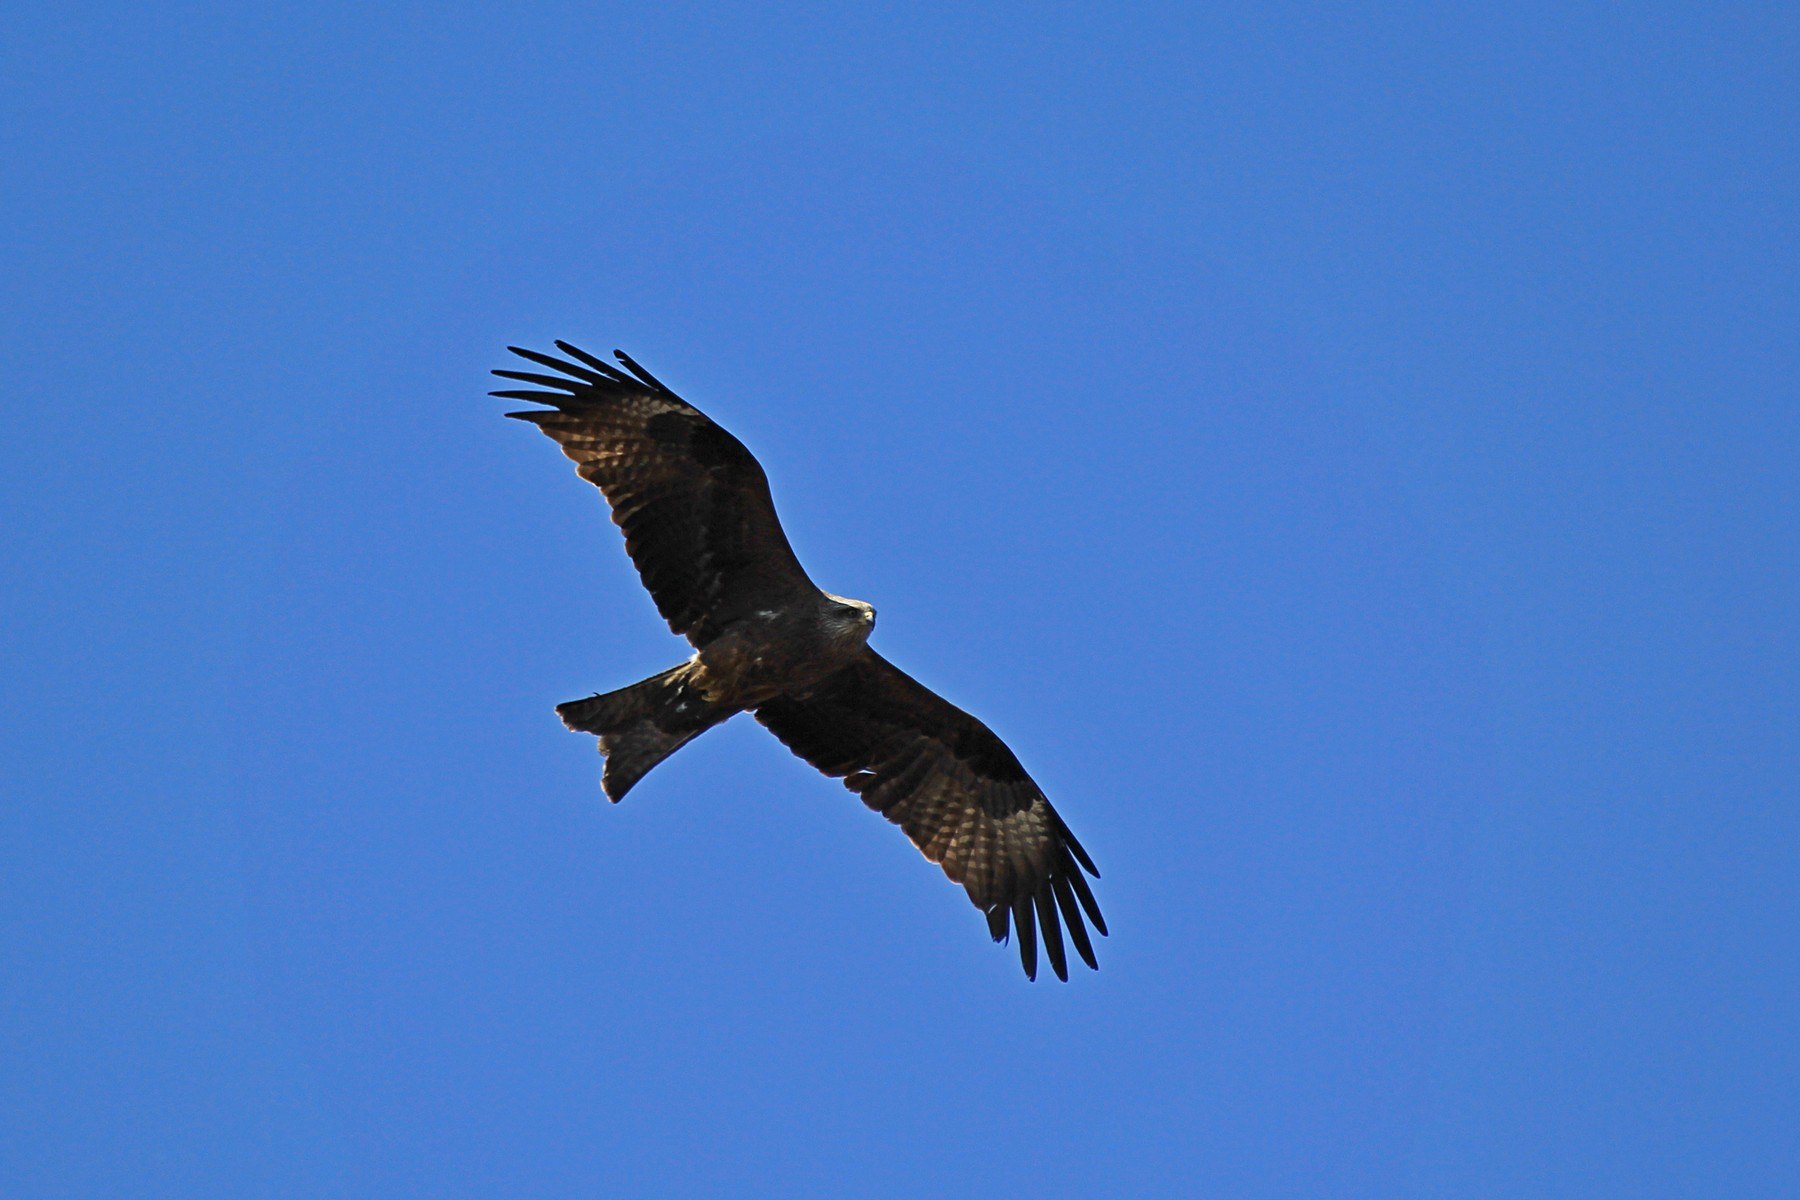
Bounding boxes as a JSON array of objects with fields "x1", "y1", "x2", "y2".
[{"x1": 556, "y1": 663, "x2": 731, "y2": 801}]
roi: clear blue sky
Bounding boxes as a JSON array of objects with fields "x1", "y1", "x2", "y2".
[{"x1": 3, "y1": 4, "x2": 1795, "y2": 1196}]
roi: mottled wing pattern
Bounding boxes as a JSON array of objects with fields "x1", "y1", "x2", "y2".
[
  {"x1": 494, "y1": 343, "x2": 816, "y2": 645},
  {"x1": 755, "y1": 650, "x2": 1106, "y2": 980}
]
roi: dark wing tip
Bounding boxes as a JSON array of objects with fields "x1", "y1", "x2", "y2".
[
  {"x1": 1035, "y1": 886, "x2": 1069, "y2": 982},
  {"x1": 986, "y1": 904, "x2": 1009, "y2": 944},
  {"x1": 491, "y1": 368, "x2": 584, "y2": 392},
  {"x1": 1063, "y1": 863, "x2": 1108, "y2": 939},
  {"x1": 553, "y1": 341, "x2": 636, "y2": 384},
  {"x1": 613, "y1": 349, "x2": 675, "y2": 395},
  {"x1": 1053, "y1": 873, "x2": 1099, "y2": 971},
  {"x1": 1012, "y1": 893, "x2": 1038, "y2": 981},
  {"x1": 997, "y1": 841, "x2": 1104, "y2": 980},
  {"x1": 1056, "y1": 816, "x2": 1100, "y2": 879}
]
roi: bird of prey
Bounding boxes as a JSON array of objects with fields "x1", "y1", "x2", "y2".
[{"x1": 494, "y1": 342, "x2": 1106, "y2": 980}]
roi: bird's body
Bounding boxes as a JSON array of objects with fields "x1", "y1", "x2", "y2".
[
  {"x1": 496, "y1": 342, "x2": 1105, "y2": 980},
  {"x1": 688, "y1": 593, "x2": 876, "y2": 709}
]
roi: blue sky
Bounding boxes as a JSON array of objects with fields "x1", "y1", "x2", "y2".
[{"x1": 3, "y1": 3, "x2": 1795, "y2": 1196}]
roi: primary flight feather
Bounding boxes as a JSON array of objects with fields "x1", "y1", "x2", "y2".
[{"x1": 495, "y1": 342, "x2": 1106, "y2": 980}]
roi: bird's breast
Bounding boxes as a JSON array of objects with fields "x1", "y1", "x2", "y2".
[{"x1": 695, "y1": 611, "x2": 865, "y2": 706}]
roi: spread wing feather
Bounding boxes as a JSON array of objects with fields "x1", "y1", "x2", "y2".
[
  {"x1": 495, "y1": 343, "x2": 816, "y2": 645},
  {"x1": 755, "y1": 650, "x2": 1105, "y2": 980}
]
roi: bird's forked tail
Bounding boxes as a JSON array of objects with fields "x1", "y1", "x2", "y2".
[{"x1": 555, "y1": 663, "x2": 732, "y2": 801}]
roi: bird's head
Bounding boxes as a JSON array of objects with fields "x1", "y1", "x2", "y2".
[{"x1": 824, "y1": 593, "x2": 877, "y2": 642}]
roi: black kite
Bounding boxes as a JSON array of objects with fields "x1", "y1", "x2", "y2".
[{"x1": 495, "y1": 343, "x2": 1106, "y2": 980}]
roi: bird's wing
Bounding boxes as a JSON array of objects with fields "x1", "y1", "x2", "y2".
[
  {"x1": 495, "y1": 343, "x2": 816, "y2": 645},
  {"x1": 754, "y1": 650, "x2": 1106, "y2": 981}
]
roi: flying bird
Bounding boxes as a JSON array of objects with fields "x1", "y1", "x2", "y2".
[{"x1": 494, "y1": 342, "x2": 1106, "y2": 980}]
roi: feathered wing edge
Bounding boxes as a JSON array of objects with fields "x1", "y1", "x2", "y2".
[
  {"x1": 491, "y1": 341, "x2": 681, "y2": 406},
  {"x1": 756, "y1": 652, "x2": 1108, "y2": 982},
  {"x1": 493, "y1": 342, "x2": 815, "y2": 646},
  {"x1": 977, "y1": 814, "x2": 1107, "y2": 982}
]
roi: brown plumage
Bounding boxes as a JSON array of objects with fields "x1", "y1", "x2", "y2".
[{"x1": 495, "y1": 342, "x2": 1106, "y2": 980}]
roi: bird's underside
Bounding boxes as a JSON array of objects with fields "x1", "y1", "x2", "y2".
[{"x1": 495, "y1": 341, "x2": 1106, "y2": 980}]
